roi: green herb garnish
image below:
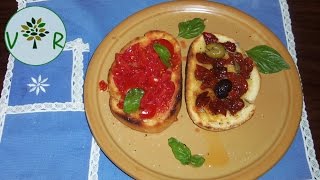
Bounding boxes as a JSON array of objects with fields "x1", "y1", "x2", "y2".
[
  {"x1": 123, "y1": 88, "x2": 144, "y2": 113},
  {"x1": 246, "y1": 45, "x2": 290, "y2": 74},
  {"x1": 178, "y1": 18, "x2": 205, "y2": 39},
  {"x1": 168, "y1": 137, "x2": 205, "y2": 167},
  {"x1": 190, "y1": 154, "x2": 206, "y2": 167},
  {"x1": 153, "y1": 43, "x2": 171, "y2": 68}
]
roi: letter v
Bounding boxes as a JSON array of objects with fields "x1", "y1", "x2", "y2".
[{"x1": 6, "y1": 32, "x2": 18, "y2": 49}]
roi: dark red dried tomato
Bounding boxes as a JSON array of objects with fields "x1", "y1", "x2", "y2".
[
  {"x1": 200, "y1": 78, "x2": 217, "y2": 90},
  {"x1": 223, "y1": 41, "x2": 236, "y2": 52},
  {"x1": 212, "y1": 57, "x2": 234, "y2": 70},
  {"x1": 213, "y1": 66, "x2": 228, "y2": 80},
  {"x1": 196, "y1": 91, "x2": 210, "y2": 108},
  {"x1": 229, "y1": 52, "x2": 254, "y2": 79},
  {"x1": 226, "y1": 98, "x2": 245, "y2": 115},
  {"x1": 229, "y1": 52, "x2": 243, "y2": 62},
  {"x1": 193, "y1": 32, "x2": 254, "y2": 116},
  {"x1": 227, "y1": 73, "x2": 248, "y2": 99},
  {"x1": 196, "y1": 53, "x2": 214, "y2": 64},
  {"x1": 195, "y1": 65, "x2": 213, "y2": 81},
  {"x1": 203, "y1": 32, "x2": 218, "y2": 45},
  {"x1": 209, "y1": 99, "x2": 227, "y2": 116},
  {"x1": 239, "y1": 57, "x2": 254, "y2": 79}
]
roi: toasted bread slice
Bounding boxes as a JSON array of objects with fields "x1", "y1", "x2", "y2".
[
  {"x1": 186, "y1": 33, "x2": 260, "y2": 131},
  {"x1": 108, "y1": 30, "x2": 182, "y2": 133}
]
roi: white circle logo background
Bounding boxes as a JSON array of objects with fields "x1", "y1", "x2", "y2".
[{"x1": 5, "y1": 6, "x2": 66, "y2": 65}]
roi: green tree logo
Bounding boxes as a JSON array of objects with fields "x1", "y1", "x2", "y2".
[{"x1": 21, "y1": 17, "x2": 49, "y2": 49}]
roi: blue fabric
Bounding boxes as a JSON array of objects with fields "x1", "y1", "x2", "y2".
[
  {"x1": 0, "y1": 0, "x2": 312, "y2": 179},
  {"x1": 261, "y1": 130, "x2": 311, "y2": 179},
  {"x1": 0, "y1": 113, "x2": 91, "y2": 179},
  {"x1": 9, "y1": 52, "x2": 73, "y2": 105}
]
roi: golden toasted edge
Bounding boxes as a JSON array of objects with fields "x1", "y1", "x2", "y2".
[
  {"x1": 108, "y1": 30, "x2": 182, "y2": 133},
  {"x1": 243, "y1": 66, "x2": 260, "y2": 103},
  {"x1": 110, "y1": 96, "x2": 181, "y2": 133},
  {"x1": 185, "y1": 33, "x2": 260, "y2": 131}
]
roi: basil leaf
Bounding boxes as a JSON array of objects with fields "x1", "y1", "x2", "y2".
[
  {"x1": 168, "y1": 137, "x2": 191, "y2": 165},
  {"x1": 190, "y1": 154, "x2": 205, "y2": 167},
  {"x1": 123, "y1": 88, "x2": 144, "y2": 113},
  {"x1": 168, "y1": 137, "x2": 206, "y2": 167},
  {"x1": 246, "y1": 45, "x2": 290, "y2": 74},
  {"x1": 153, "y1": 43, "x2": 171, "y2": 68},
  {"x1": 178, "y1": 18, "x2": 205, "y2": 39}
]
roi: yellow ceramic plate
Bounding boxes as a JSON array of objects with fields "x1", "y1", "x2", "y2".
[{"x1": 84, "y1": 1, "x2": 302, "y2": 179}]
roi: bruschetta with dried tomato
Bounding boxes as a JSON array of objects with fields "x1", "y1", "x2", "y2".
[{"x1": 185, "y1": 32, "x2": 260, "y2": 131}]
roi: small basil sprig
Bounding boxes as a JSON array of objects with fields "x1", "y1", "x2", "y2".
[
  {"x1": 168, "y1": 137, "x2": 191, "y2": 165},
  {"x1": 168, "y1": 137, "x2": 205, "y2": 167},
  {"x1": 153, "y1": 43, "x2": 171, "y2": 68},
  {"x1": 246, "y1": 45, "x2": 290, "y2": 74},
  {"x1": 123, "y1": 88, "x2": 144, "y2": 113},
  {"x1": 178, "y1": 18, "x2": 205, "y2": 39},
  {"x1": 190, "y1": 154, "x2": 206, "y2": 167}
]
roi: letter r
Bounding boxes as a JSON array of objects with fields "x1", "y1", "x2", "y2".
[{"x1": 53, "y1": 32, "x2": 64, "y2": 49}]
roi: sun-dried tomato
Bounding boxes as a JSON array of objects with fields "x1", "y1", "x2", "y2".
[
  {"x1": 196, "y1": 91, "x2": 210, "y2": 108},
  {"x1": 229, "y1": 52, "x2": 254, "y2": 79},
  {"x1": 222, "y1": 41, "x2": 236, "y2": 52},
  {"x1": 195, "y1": 65, "x2": 213, "y2": 81},
  {"x1": 227, "y1": 72, "x2": 248, "y2": 99},
  {"x1": 196, "y1": 53, "x2": 214, "y2": 64},
  {"x1": 203, "y1": 32, "x2": 218, "y2": 45},
  {"x1": 226, "y1": 98, "x2": 245, "y2": 115},
  {"x1": 193, "y1": 32, "x2": 254, "y2": 116},
  {"x1": 208, "y1": 99, "x2": 227, "y2": 116}
]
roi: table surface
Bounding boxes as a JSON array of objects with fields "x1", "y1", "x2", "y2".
[{"x1": 0, "y1": 0, "x2": 319, "y2": 166}]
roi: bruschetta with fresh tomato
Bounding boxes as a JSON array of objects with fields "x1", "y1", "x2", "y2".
[{"x1": 108, "y1": 30, "x2": 182, "y2": 133}]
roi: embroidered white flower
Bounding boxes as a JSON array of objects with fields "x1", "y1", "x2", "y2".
[{"x1": 27, "y1": 75, "x2": 50, "y2": 95}]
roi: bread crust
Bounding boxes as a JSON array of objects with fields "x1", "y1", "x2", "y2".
[
  {"x1": 185, "y1": 33, "x2": 260, "y2": 131},
  {"x1": 108, "y1": 30, "x2": 182, "y2": 133}
]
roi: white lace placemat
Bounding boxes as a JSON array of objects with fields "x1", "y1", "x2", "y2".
[{"x1": 279, "y1": 0, "x2": 320, "y2": 178}]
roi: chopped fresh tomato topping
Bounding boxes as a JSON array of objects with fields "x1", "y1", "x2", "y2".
[
  {"x1": 99, "y1": 80, "x2": 108, "y2": 91},
  {"x1": 112, "y1": 39, "x2": 179, "y2": 119}
]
